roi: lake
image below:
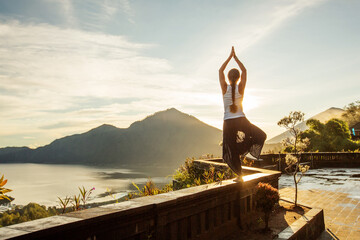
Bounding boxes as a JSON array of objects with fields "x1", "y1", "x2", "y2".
[{"x1": 0, "y1": 163, "x2": 172, "y2": 207}]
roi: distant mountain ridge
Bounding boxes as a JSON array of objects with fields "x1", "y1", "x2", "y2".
[
  {"x1": 266, "y1": 107, "x2": 345, "y2": 144},
  {"x1": 1, "y1": 107, "x2": 347, "y2": 166},
  {"x1": 0, "y1": 108, "x2": 222, "y2": 170}
]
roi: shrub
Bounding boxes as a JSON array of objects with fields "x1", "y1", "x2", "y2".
[
  {"x1": 173, "y1": 158, "x2": 236, "y2": 189},
  {"x1": 300, "y1": 118, "x2": 360, "y2": 152},
  {"x1": 255, "y1": 182, "x2": 280, "y2": 231},
  {"x1": 128, "y1": 179, "x2": 174, "y2": 200},
  {"x1": 0, "y1": 203, "x2": 57, "y2": 227},
  {"x1": 128, "y1": 157, "x2": 236, "y2": 199}
]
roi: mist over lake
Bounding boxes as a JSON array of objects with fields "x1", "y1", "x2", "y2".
[{"x1": 0, "y1": 163, "x2": 172, "y2": 207}]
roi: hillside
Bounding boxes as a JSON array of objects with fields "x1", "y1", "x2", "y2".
[
  {"x1": 0, "y1": 108, "x2": 222, "y2": 171},
  {"x1": 266, "y1": 107, "x2": 345, "y2": 144}
]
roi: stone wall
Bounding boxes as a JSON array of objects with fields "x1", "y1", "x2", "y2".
[
  {"x1": 0, "y1": 161, "x2": 281, "y2": 240},
  {"x1": 260, "y1": 152, "x2": 360, "y2": 172}
]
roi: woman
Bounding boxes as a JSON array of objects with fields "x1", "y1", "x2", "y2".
[{"x1": 219, "y1": 46, "x2": 266, "y2": 180}]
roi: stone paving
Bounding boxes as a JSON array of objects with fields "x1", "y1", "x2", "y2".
[{"x1": 280, "y1": 187, "x2": 360, "y2": 240}]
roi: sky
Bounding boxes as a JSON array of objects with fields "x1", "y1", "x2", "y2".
[{"x1": 0, "y1": 0, "x2": 359, "y2": 148}]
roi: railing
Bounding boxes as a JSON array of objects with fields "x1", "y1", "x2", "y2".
[
  {"x1": 260, "y1": 152, "x2": 360, "y2": 171},
  {"x1": 0, "y1": 160, "x2": 281, "y2": 240}
]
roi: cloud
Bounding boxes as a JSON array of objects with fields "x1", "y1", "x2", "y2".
[
  {"x1": 61, "y1": 0, "x2": 77, "y2": 26},
  {"x1": 44, "y1": 0, "x2": 77, "y2": 26},
  {"x1": 80, "y1": 0, "x2": 135, "y2": 30},
  {"x1": 195, "y1": 0, "x2": 327, "y2": 77},
  {"x1": 0, "y1": 20, "x2": 213, "y2": 146},
  {"x1": 235, "y1": 0, "x2": 327, "y2": 54},
  {"x1": 103, "y1": 0, "x2": 134, "y2": 23},
  {"x1": 39, "y1": 121, "x2": 81, "y2": 130},
  {"x1": 23, "y1": 136, "x2": 36, "y2": 139},
  {"x1": 0, "y1": 0, "x2": 330, "y2": 147}
]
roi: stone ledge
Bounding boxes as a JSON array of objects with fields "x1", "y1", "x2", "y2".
[
  {"x1": 275, "y1": 200, "x2": 325, "y2": 240},
  {"x1": 0, "y1": 164, "x2": 282, "y2": 240},
  {"x1": 0, "y1": 216, "x2": 82, "y2": 240}
]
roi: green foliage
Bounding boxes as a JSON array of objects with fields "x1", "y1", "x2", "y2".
[
  {"x1": 132, "y1": 180, "x2": 160, "y2": 196},
  {"x1": 300, "y1": 118, "x2": 360, "y2": 152},
  {"x1": 126, "y1": 157, "x2": 236, "y2": 200},
  {"x1": 129, "y1": 179, "x2": 173, "y2": 199},
  {"x1": 0, "y1": 203, "x2": 57, "y2": 227},
  {"x1": 173, "y1": 158, "x2": 236, "y2": 189},
  {"x1": 255, "y1": 182, "x2": 279, "y2": 230},
  {"x1": 243, "y1": 156, "x2": 254, "y2": 167},
  {"x1": 173, "y1": 158, "x2": 203, "y2": 188},
  {"x1": 277, "y1": 111, "x2": 304, "y2": 136},
  {"x1": 342, "y1": 101, "x2": 360, "y2": 126},
  {"x1": 0, "y1": 174, "x2": 12, "y2": 202},
  {"x1": 57, "y1": 186, "x2": 94, "y2": 213},
  {"x1": 106, "y1": 188, "x2": 119, "y2": 203},
  {"x1": 57, "y1": 196, "x2": 71, "y2": 214},
  {"x1": 72, "y1": 194, "x2": 81, "y2": 211},
  {"x1": 255, "y1": 182, "x2": 279, "y2": 212},
  {"x1": 277, "y1": 111, "x2": 306, "y2": 153},
  {"x1": 79, "y1": 186, "x2": 95, "y2": 209},
  {"x1": 161, "y1": 183, "x2": 173, "y2": 193}
]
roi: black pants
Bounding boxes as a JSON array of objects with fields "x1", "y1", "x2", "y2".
[{"x1": 222, "y1": 117, "x2": 267, "y2": 175}]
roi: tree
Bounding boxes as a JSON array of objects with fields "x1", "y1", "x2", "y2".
[
  {"x1": 277, "y1": 111, "x2": 305, "y2": 153},
  {"x1": 300, "y1": 118, "x2": 360, "y2": 152},
  {"x1": 0, "y1": 203, "x2": 57, "y2": 227},
  {"x1": 278, "y1": 111, "x2": 309, "y2": 207},
  {"x1": 342, "y1": 101, "x2": 360, "y2": 126},
  {"x1": 283, "y1": 155, "x2": 309, "y2": 206}
]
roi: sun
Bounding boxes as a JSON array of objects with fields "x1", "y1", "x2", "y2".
[{"x1": 242, "y1": 92, "x2": 259, "y2": 112}]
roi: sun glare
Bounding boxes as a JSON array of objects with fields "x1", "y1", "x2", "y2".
[{"x1": 242, "y1": 92, "x2": 259, "y2": 112}]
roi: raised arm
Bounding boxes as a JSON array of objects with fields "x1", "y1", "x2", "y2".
[
  {"x1": 219, "y1": 47, "x2": 234, "y2": 94},
  {"x1": 233, "y1": 53, "x2": 247, "y2": 95}
]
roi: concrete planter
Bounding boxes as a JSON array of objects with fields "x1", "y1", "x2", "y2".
[{"x1": 276, "y1": 198, "x2": 325, "y2": 240}]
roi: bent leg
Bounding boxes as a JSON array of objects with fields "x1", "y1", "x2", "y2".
[{"x1": 249, "y1": 123, "x2": 267, "y2": 159}]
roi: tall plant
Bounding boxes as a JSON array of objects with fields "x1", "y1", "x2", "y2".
[
  {"x1": 79, "y1": 186, "x2": 95, "y2": 209},
  {"x1": 57, "y1": 196, "x2": 71, "y2": 214},
  {"x1": 72, "y1": 194, "x2": 81, "y2": 211},
  {"x1": 0, "y1": 174, "x2": 12, "y2": 202},
  {"x1": 284, "y1": 155, "x2": 309, "y2": 206},
  {"x1": 278, "y1": 111, "x2": 309, "y2": 206}
]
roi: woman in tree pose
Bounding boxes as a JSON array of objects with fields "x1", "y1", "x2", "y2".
[{"x1": 219, "y1": 46, "x2": 266, "y2": 181}]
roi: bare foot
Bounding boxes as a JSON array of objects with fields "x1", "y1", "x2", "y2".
[{"x1": 233, "y1": 175, "x2": 244, "y2": 182}]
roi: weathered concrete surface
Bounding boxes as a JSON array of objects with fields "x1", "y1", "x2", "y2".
[
  {"x1": 0, "y1": 164, "x2": 281, "y2": 240},
  {"x1": 276, "y1": 208, "x2": 324, "y2": 240},
  {"x1": 280, "y1": 188, "x2": 360, "y2": 240}
]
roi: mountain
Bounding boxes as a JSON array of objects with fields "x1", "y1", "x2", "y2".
[
  {"x1": 266, "y1": 107, "x2": 345, "y2": 144},
  {"x1": 0, "y1": 108, "x2": 222, "y2": 171}
]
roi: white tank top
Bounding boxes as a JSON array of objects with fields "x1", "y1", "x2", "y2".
[{"x1": 223, "y1": 85, "x2": 245, "y2": 120}]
